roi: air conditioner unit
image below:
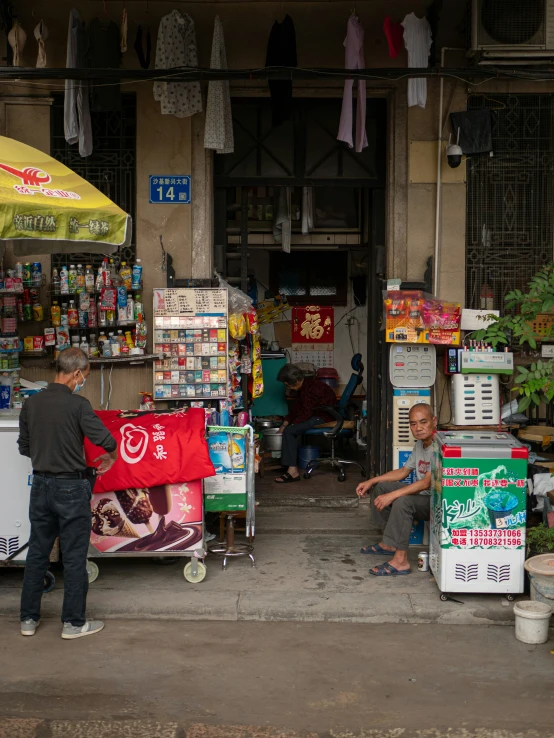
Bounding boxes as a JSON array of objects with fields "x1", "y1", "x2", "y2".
[{"x1": 471, "y1": 0, "x2": 554, "y2": 60}]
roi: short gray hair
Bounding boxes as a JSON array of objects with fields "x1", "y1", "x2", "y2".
[
  {"x1": 277, "y1": 363, "x2": 305, "y2": 384},
  {"x1": 56, "y1": 347, "x2": 89, "y2": 375},
  {"x1": 409, "y1": 402, "x2": 435, "y2": 419}
]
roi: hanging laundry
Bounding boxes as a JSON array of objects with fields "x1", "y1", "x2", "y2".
[
  {"x1": 401, "y1": 13, "x2": 432, "y2": 109},
  {"x1": 383, "y1": 15, "x2": 403, "y2": 59},
  {"x1": 8, "y1": 20, "x2": 26, "y2": 67},
  {"x1": 302, "y1": 187, "x2": 314, "y2": 236},
  {"x1": 134, "y1": 25, "x2": 151, "y2": 69},
  {"x1": 204, "y1": 16, "x2": 234, "y2": 154},
  {"x1": 337, "y1": 14, "x2": 368, "y2": 153},
  {"x1": 34, "y1": 20, "x2": 48, "y2": 68},
  {"x1": 120, "y1": 6, "x2": 128, "y2": 53},
  {"x1": 265, "y1": 15, "x2": 297, "y2": 128},
  {"x1": 64, "y1": 8, "x2": 93, "y2": 158},
  {"x1": 273, "y1": 187, "x2": 292, "y2": 253},
  {"x1": 87, "y1": 18, "x2": 122, "y2": 112},
  {"x1": 154, "y1": 10, "x2": 202, "y2": 118}
]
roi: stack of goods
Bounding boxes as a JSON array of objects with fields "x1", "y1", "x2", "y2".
[
  {"x1": 228, "y1": 306, "x2": 264, "y2": 411},
  {"x1": 384, "y1": 290, "x2": 461, "y2": 345},
  {"x1": 204, "y1": 426, "x2": 248, "y2": 512},
  {"x1": 50, "y1": 257, "x2": 146, "y2": 359}
]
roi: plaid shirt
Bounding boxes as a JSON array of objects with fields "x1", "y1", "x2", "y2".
[{"x1": 285, "y1": 378, "x2": 337, "y2": 424}]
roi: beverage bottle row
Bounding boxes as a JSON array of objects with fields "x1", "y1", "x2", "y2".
[
  {"x1": 51, "y1": 294, "x2": 142, "y2": 328},
  {"x1": 52, "y1": 258, "x2": 142, "y2": 295}
]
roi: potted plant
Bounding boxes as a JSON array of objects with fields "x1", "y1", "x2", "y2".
[
  {"x1": 475, "y1": 262, "x2": 554, "y2": 412},
  {"x1": 526, "y1": 523, "x2": 554, "y2": 557}
]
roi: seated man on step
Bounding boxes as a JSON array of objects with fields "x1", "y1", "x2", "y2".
[{"x1": 356, "y1": 403, "x2": 436, "y2": 577}]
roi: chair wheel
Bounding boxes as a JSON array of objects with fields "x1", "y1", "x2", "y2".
[
  {"x1": 303, "y1": 473, "x2": 310, "y2": 480},
  {"x1": 338, "y1": 473, "x2": 346, "y2": 482},
  {"x1": 43, "y1": 571, "x2": 55, "y2": 593}
]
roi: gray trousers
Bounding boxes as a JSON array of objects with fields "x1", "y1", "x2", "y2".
[{"x1": 371, "y1": 481, "x2": 430, "y2": 551}]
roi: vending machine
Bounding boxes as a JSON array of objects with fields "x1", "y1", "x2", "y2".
[{"x1": 430, "y1": 431, "x2": 528, "y2": 599}]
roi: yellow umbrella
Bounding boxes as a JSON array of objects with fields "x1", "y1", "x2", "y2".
[{"x1": 0, "y1": 136, "x2": 132, "y2": 257}]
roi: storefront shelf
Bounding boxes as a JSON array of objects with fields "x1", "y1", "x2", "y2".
[{"x1": 89, "y1": 353, "x2": 161, "y2": 366}]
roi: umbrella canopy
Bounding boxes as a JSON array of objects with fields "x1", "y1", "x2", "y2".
[{"x1": 0, "y1": 136, "x2": 132, "y2": 258}]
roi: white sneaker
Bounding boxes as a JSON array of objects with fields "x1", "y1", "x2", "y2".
[
  {"x1": 21, "y1": 618, "x2": 40, "y2": 636},
  {"x1": 61, "y1": 620, "x2": 104, "y2": 640},
  {"x1": 205, "y1": 531, "x2": 216, "y2": 542}
]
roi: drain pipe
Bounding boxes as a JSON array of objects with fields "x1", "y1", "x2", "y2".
[{"x1": 434, "y1": 47, "x2": 465, "y2": 297}]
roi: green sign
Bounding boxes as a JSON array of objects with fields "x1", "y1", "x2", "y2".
[{"x1": 431, "y1": 441, "x2": 527, "y2": 550}]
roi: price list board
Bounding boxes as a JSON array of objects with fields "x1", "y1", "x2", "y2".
[{"x1": 153, "y1": 288, "x2": 228, "y2": 401}]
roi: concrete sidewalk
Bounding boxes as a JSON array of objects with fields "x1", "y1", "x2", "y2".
[{"x1": 0, "y1": 509, "x2": 522, "y2": 625}]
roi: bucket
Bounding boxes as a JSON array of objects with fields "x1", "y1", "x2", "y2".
[
  {"x1": 513, "y1": 600, "x2": 552, "y2": 644},
  {"x1": 524, "y1": 554, "x2": 554, "y2": 605},
  {"x1": 298, "y1": 446, "x2": 319, "y2": 469}
]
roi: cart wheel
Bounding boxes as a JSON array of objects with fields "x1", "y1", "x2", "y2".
[
  {"x1": 506, "y1": 594, "x2": 516, "y2": 602},
  {"x1": 43, "y1": 571, "x2": 55, "y2": 593},
  {"x1": 440, "y1": 593, "x2": 449, "y2": 602},
  {"x1": 183, "y1": 560, "x2": 207, "y2": 583},
  {"x1": 87, "y1": 560, "x2": 99, "y2": 584}
]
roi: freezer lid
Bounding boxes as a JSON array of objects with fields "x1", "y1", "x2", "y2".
[
  {"x1": 0, "y1": 414, "x2": 21, "y2": 430},
  {"x1": 435, "y1": 431, "x2": 528, "y2": 459}
]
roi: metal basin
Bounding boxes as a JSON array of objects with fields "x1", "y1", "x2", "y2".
[{"x1": 263, "y1": 427, "x2": 283, "y2": 451}]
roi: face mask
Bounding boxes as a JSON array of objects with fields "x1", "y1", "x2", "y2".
[{"x1": 73, "y1": 370, "x2": 86, "y2": 394}]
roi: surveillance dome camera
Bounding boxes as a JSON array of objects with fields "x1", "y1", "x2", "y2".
[{"x1": 446, "y1": 128, "x2": 463, "y2": 169}]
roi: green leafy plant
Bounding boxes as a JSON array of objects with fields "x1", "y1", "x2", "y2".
[
  {"x1": 475, "y1": 263, "x2": 554, "y2": 411},
  {"x1": 526, "y1": 523, "x2": 554, "y2": 555}
]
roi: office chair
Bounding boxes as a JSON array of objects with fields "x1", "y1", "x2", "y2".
[{"x1": 303, "y1": 353, "x2": 366, "y2": 482}]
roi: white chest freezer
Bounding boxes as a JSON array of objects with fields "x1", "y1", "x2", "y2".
[
  {"x1": 0, "y1": 415, "x2": 33, "y2": 564},
  {"x1": 430, "y1": 431, "x2": 528, "y2": 597}
]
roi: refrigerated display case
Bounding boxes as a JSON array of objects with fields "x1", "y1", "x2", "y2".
[
  {"x1": 430, "y1": 431, "x2": 528, "y2": 600},
  {"x1": 0, "y1": 415, "x2": 33, "y2": 564}
]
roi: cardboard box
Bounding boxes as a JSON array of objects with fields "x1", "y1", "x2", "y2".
[{"x1": 203, "y1": 473, "x2": 247, "y2": 512}]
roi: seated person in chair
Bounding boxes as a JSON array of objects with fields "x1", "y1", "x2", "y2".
[
  {"x1": 275, "y1": 363, "x2": 337, "y2": 484},
  {"x1": 356, "y1": 403, "x2": 436, "y2": 576}
]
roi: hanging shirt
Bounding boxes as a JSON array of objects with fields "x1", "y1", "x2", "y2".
[
  {"x1": 401, "y1": 13, "x2": 432, "y2": 109},
  {"x1": 87, "y1": 18, "x2": 122, "y2": 112},
  {"x1": 383, "y1": 15, "x2": 404, "y2": 59},
  {"x1": 265, "y1": 14, "x2": 297, "y2": 128},
  {"x1": 64, "y1": 8, "x2": 93, "y2": 158},
  {"x1": 153, "y1": 10, "x2": 202, "y2": 118},
  {"x1": 337, "y1": 14, "x2": 368, "y2": 153},
  {"x1": 204, "y1": 16, "x2": 234, "y2": 154}
]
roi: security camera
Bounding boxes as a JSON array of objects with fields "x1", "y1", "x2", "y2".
[{"x1": 446, "y1": 128, "x2": 463, "y2": 168}]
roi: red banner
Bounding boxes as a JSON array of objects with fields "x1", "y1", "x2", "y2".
[
  {"x1": 84, "y1": 408, "x2": 215, "y2": 494},
  {"x1": 291, "y1": 306, "x2": 334, "y2": 349}
]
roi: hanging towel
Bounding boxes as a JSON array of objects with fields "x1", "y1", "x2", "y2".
[
  {"x1": 383, "y1": 16, "x2": 403, "y2": 59},
  {"x1": 64, "y1": 8, "x2": 93, "y2": 158},
  {"x1": 134, "y1": 25, "x2": 151, "y2": 69},
  {"x1": 273, "y1": 187, "x2": 292, "y2": 253},
  {"x1": 34, "y1": 20, "x2": 48, "y2": 68},
  {"x1": 120, "y1": 7, "x2": 128, "y2": 53},
  {"x1": 204, "y1": 16, "x2": 234, "y2": 154},
  {"x1": 337, "y1": 14, "x2": 368, "y2": 153},
  {"x1": 265, "y1": 15, "x2": 297, "y2": 128},
  {"x1": 302, "y1": 187, "x2": 314, "y2": 235},
  {"x1": 401, "y1": 13, "x2": 432, "y2": 109},
  {"x1": 154, "y1": 10, "x2": 202, "y2": 118}
]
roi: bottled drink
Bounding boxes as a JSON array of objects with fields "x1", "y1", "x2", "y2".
[
  {"x1": 95, "y1": 266, "x2": 104, "y2": 292},
  {"x1": 80, "y1": 336, "x2": 89, "y2": 356},
  {"x1": 98, "y1": 299, "x2": 107, "y2": 327},
  {"x1": 71, "y1": 335, "x2": 80, "y2": 348},
  {"x1": 76, "y1": 264, "x2": 85, "y2": 293},
  {"x1": 52, "y1": 268, "x2": 61, "y2": 295},
  {"x1": 85, "y1": 265, "x2": 95, "y2": 293},
  {"x1": 60, "y1": 266, "x2": 69, "y2": 295},
  {"x1": 88, "y1": 300, "x2": 97, "y2": 328},
  {"x1": 134, "y1": 294, "x2": 143, "y2": 322},
  {"x1": 132, "y1": 258, "x2": 142, "y2": 290},
  {"x1": 125, "y1": 330, "x2": 135, "y2": 349},
  {"x1": 126, "y1": 295, "x2": 134, "y2": 322},
  {"x1": 68, "y1": 265, "x2": 77, "y2": 293},
  {"x1": 68, "y1": 300, "x2": 78, "y2": 327},
  {"x1": 60, "y1": 303, "x2": 69, "y2": 328},
  {"x1": 106, "y1": 308, "x2": 115, "y2": 327},
  {"x1": 119, "y1": 261, "x2": 132, "y2": 290},
  {"x1": 89, "y1": 334, "x2": 98, "y2": 358},
  {"x1": 51, "y1": 301, "x2": 61, "y2": 327},
  {"x1": 102, "y1": 258, "x2": 111, "y2": 287},
  {"x1": 118, "y1": 300, "x2": 128, "y2": 324},
  {"x1": 98, "y1": 331, "x2": 108, "y2": 356},
  {"x1": 78, "y1": 309, "x2": 87, "y2": 329},
  {"x1": 12, "y1": 386, "x2": 23, "y2": 411},
  {"x1": 109, "y1": 332, "x2": 120, "y2": 356},
  {"x1": 109, "y1": 259, "x2": 121, "y2": 287}
]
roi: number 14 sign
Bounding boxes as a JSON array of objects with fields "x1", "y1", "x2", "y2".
[{"x1": 149, "y1": 175, "x2": 191, "y2": 204}]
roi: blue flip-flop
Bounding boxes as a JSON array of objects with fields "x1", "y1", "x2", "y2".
[
  {"x1": 369, "y1": 562, "x2": 411, "y2": 577},
  {"x1": 360, "y1": 543, "x2": 394, "y2": 555}
]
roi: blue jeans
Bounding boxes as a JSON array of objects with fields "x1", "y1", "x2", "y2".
[{"x1": 21, "y1": 475, "x2": 92, "y2": 627}]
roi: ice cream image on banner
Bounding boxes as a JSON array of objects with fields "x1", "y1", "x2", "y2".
[{"x1": 483, "y1": 491, "x2": 519, "y2": 529}]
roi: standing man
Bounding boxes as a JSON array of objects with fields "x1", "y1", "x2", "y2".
[
  {"x1": 17, "y1": 347, "x2": 118, "y2": 639},
  {"x1": 356, "y1": 403, "x2": 436, "y2": 576}
]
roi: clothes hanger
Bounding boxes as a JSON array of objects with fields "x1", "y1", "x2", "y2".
[{"x1": 468, "y1": 93, "x2": 506, "y2": 111}]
